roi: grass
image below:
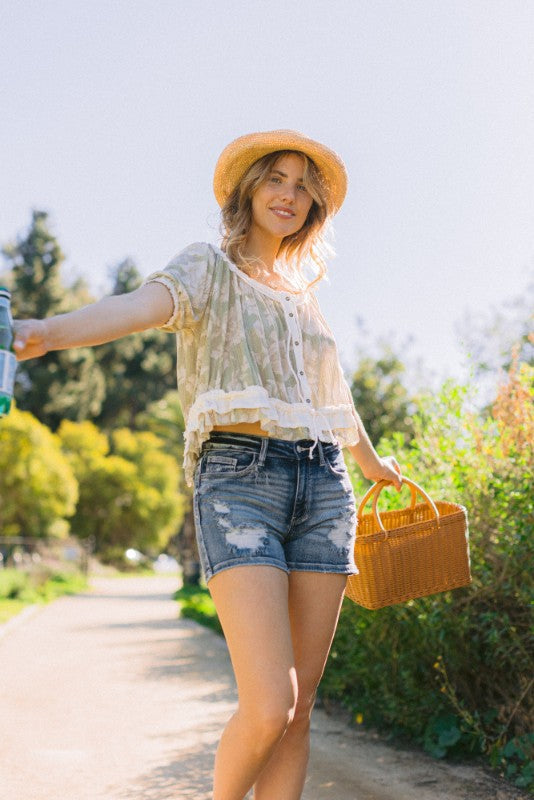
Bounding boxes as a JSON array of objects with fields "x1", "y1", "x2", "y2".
[
  {"x1": 0, "y1": 568, "x2": 88, "y2": 623},
  {"x1": 0, "y1": 598, "x2": 29, "y2": 624},
  {"x1": 174, "y1": 583, "x2": 223, "y2": 635}
]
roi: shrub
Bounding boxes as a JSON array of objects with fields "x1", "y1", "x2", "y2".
[
  {"x1": 0, "y1": 569, "x2": 32, "y2": 601},
  {"x1": 57, "y1": 421, "x2": 184, "y2": 558},
  {"x1": 0, "y1": 567, "x2": 87, "y2": 604},
  {"x1": 174, "y1": 585, "x2": 222, "y2": 635},
  {"x1": 0, "y1": 408, "x2": 78, "y2": 537},
  {"x1": 321, "y1": 346, "x2": 534, "y2": 790}
]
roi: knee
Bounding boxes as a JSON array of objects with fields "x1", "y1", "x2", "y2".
[
  {"x1": 289, "y1": 687, "x2": 317, "y2": 731},
  {"x1": 242, "y1": 697, "x2": 296, "y2": 749}
]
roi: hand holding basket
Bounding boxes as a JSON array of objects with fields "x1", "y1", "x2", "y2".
[{"x1": 345, "y1": 477, "x2": 471, "y2": 609}]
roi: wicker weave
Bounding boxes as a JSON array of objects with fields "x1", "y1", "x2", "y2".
[{"x1": 345, "y1": 478, "x2": 471, "y2": 609}]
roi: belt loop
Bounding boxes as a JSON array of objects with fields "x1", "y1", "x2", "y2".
[
  {"x1": 258, "y1": 436, "x2": 268, "y2": 467},
  {"x1": 318, "y1": 439, "x2": 326, "y2": 466}
]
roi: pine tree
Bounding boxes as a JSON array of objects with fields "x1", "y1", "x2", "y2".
[
  {"x1": 1, "y1": 210, "x2": 106, "y2": 428},
  {"x1": 93, "y1": 258, "x2": 177, "y2": 429}
]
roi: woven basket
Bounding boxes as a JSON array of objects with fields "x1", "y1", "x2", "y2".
[{"x1": 345, "y1": 477, "x2": 471, "y2": 609}]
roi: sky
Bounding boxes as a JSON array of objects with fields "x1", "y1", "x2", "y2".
[{"x1": 1, "y1": 0, "x2": 533, "y2": 406}]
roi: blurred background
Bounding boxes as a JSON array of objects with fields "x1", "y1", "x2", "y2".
[
  {"x1": 1, "y1": 0, "x2": 532, "y2": 403},
  {"x1": 0, "y1": 4, "x2": 532, "y2": 786}
]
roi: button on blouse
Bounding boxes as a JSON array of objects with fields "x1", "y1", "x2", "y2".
[{"x1": 143, "y1": 242, "x2": 361, "y2": 488}]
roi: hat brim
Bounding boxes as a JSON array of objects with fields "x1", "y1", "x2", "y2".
[{"x1": 213, "y1": 129, "x2": 347, "y2": 215}]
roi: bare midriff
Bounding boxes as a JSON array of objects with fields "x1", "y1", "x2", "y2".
[{"x1": 211, "y1": 421, "x2": 275, "y2": 438}]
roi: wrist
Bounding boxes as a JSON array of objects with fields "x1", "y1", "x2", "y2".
[
  {"x1": 42, "y1": 317, "x2": 56, "y2": 352},
  {"x1": 346, "y1": 440, "x2": 381, "y2": 476}
]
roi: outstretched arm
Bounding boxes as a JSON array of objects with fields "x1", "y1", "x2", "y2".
[{"x1": 13, "y1": 282, "x2": 174, "y2": 361}]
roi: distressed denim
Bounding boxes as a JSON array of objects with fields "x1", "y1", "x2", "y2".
[{"x1": 192, "y1": 431, "x2": 359, "y2": 582}]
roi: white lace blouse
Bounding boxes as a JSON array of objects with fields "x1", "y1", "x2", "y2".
[{"x1": 143, "y1": 242, "x2": 361, "y2": 488}]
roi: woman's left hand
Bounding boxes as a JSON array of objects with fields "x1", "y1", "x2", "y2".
[{"x1": 362, "y1": 455, "x2": 403, "y2": 491}]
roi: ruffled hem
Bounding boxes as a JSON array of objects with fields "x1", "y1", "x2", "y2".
[{"x1": 183, "y1": 386, "x2": 361, "y2": 488}]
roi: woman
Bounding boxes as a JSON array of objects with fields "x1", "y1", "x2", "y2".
[{"x1": 14, "y1": 129, "x2": 403, "y2": 800}]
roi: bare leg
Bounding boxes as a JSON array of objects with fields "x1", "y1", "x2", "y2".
[
  {"x1": 253, "y1": 572, "x2": 347, "y2": 800},
  {"x1": 208, "y1": 566, "x2": 298, "y2": 800}
]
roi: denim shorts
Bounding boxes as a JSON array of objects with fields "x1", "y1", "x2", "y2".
[{"x1": 192, "y1": 431, "x2": 359, "y2": 582}]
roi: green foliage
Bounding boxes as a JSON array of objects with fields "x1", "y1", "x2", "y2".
[
  {"x1": 0, "y1": 567, "x2": 88, "y2": 620},
  {"x1": 108, "y1": 257, "x2": 143, "y2": 294},
  {"x1": 492, "y1": 734, "x2": 534, "y2": 789},
  {"x1": 92, "y1": 259, "x2": 178, "y2": 429},
  {"x1": 0, "y1": 599, "x2": 28, "y2": 624},
  {"x1": 57, "y1": 420, "x2": 184, "y2": 558},
  {"x1": 0, "y1": 407, "x2": 78, "y2": 537},
  {"x1": 174, "y1": 584, "x2": 223, "y2": 635},
  {"x1": 423, "y1": 714, "x2": 464, "y2": 759},
  {"x1": 93, "y1": 327, "x2": 177, "y2": 429},
  {"x1": 0, "y1": 569, "x2": 29, "y2": 600},
  {"x1": 347, "y1": 326, "x2": 418, "y2": 446},
  {"x1": 136, "y1": 392, "x2": 198, "y2": 576},
  {"x1": 31, "y1": 570, "x2": 88, "y2": 600},
  {"x1": 0, "y1": 404, "x2": 185, "y2": 561},
  {"x1": 3, "y1": 210, "x2": 107, "y2": 428},
  {"x1": 2, "y1": 214, "x2": 177, "y2": 430},
  {"x1": 323, "y1": 348, "x2": 533, "y2": 790},
  {"x1": 135, "y1": 390, "x2": 185, "y2": 456},
  {"x1": 2, "y1": 209, "x2": 68, "y2": 319},
  {"x1": 111, "y1": 427, "x2": 184, "y2": 542},
  {"x1": 97, "y1": 546, "x2": 155, "y2": 572}
]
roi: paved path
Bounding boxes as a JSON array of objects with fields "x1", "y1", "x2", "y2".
[{"x1": 0, "y1": 576, "x2": 524, "y2": 800}]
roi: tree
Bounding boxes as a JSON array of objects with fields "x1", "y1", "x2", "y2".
[
  {"x1": 57, "y1": 421, "x2": 184, "y2": 558},
  {"x1": 92, "y1": 259, "x2": 178, "y2": 429},
  {"x1": 135, "y1": 391, "x2": 201, "y2": 583},
  {"x1": 347, "y1": 318, "x2": 418, "y2": 446},
  {"x1": 107, "y1": 257, "x2": 143, "y2": 294},
  {"x1": 135, "y1": 390, "x2": 185, "y2": 465},
  {"x1": 1, "y1": 209, "x2": 66, "y2": 319},
  {"x1": 1, "y1": 210, "x2": 106, "y2": 428},
  {"x1": 0, "y1": 407, "x2": 78, "y2": 538},
  {"x1": 343, "y1": 318, "x2": 421, "y2": 447},
  {"x1": 111, "y1": 427, "x2": 184, "y2": 546},
  {"x1": 1, "y1": 214, "x2": 178, "y2": 429}
]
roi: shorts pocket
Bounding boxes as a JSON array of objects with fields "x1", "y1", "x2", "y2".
[
  {"x1": 324, "y1": 449, "x2": 348, "y2": 477},
  {"x1": 202, "y1": 448, "x2": 258, "y2": 477}
]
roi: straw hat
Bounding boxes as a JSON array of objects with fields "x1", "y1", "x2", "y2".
[{"x1": 213, "y1": 129, "x2": 348, "y2": 215}]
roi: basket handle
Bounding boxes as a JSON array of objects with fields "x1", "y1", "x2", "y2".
[
  {"x1": 357, "y1": 478, "x2": 418, "y2": 518},
  {"x1": 357, "y1": 477, "x2": 441, "y2": 534}
]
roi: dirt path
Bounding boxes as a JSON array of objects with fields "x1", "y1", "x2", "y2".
[{"x1": 0, "y1": 576, "x2": 526, "y2": 800}]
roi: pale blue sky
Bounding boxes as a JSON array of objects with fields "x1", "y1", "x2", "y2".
[{"x1": 1, "y1": 0, "x2": 533, "y2": 401}]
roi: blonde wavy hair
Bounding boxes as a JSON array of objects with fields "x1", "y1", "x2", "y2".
[{"x1": 219, "y1": 150, "x2": 334, "y2": 292}]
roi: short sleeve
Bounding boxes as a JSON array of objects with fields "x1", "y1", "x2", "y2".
[{"x1": 142, "y1": 241, "x2": 215, "y2": 332}]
